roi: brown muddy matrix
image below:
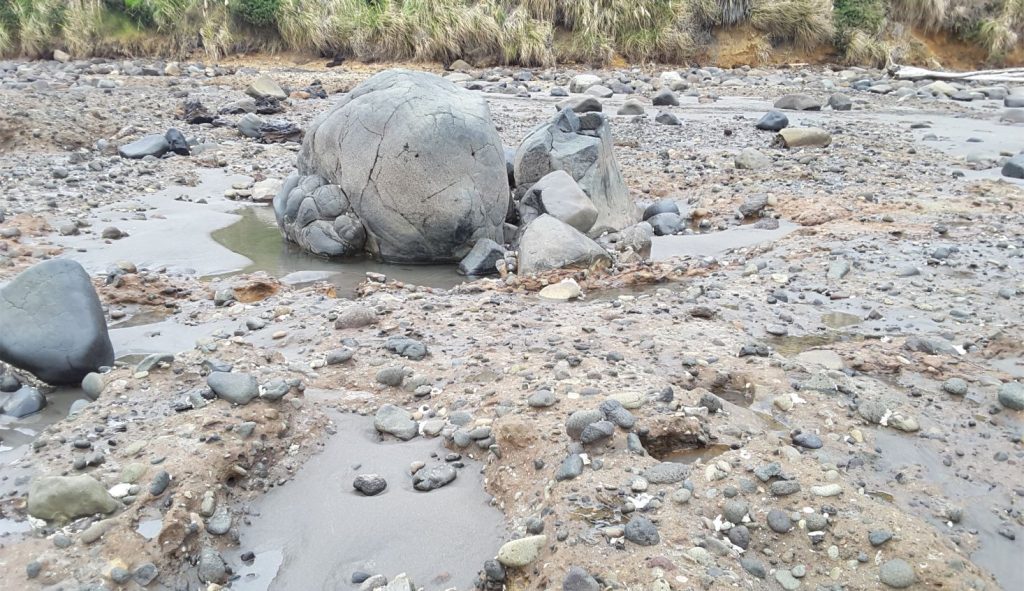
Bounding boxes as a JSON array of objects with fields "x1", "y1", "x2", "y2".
[{"x1": 0, "y1": 52, "x2": 1022, "y2": 591}]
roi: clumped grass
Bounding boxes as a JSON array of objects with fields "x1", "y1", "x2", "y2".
[
  {"x1": 750, "y1": 0, "x2": 835, "y2": 49},
  {"x1": 842, "y1": 27, "x2": 890, "y2": 65},
  {"x1": 0, "y1": 0, "x2": 1019, "y2": 66},
  {"x1": 889, "y1": 0, "x2": 947, "y2": 30}
]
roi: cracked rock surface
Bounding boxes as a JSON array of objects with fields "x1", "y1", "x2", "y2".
[{"x1": 275, "y1": 69, "x2": 508, "y2": 263}]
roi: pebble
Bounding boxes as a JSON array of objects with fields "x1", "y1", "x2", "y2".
[
  {"x1": 623, "y1": 515, "x2": 660, "y2": 546},
  {"x1": 767, "y1": 509, "x2": 793, "y2": 533},
  {"x1": 354, "y1": 474, "x2": 388, "y2": 496},
  {"x1": 879, "y1": 558, "x2": 916, "y2": 588}
]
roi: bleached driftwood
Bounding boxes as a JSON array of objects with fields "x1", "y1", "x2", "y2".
[{"x1": 893, "y1": 65, "x2": 1024, "y2": 83}]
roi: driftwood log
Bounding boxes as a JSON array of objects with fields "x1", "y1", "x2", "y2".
[{"x1": 893, "y1": 65, "x2": 1024, "y2": 83}]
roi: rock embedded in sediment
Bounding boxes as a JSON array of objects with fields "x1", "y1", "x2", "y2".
[
  {"x1": 28, "y1": 475, "x2": 119, "y2": 522},
  {"x1": 374, "y1": 404, "x2": 418, "y2": 440},
  {"x1": 517, "y1": 215, "x2": 610, "y2": 275},
  {"x1": 496, "y1": 535, "x2": 547, "y2": 567},
  {"x1": 206, "y1": 371, "x2": 259, "y2": 405}
]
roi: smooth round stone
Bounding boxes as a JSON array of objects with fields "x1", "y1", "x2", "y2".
[
  {"x1": 767, "y1": 508, "x2": 793, "y2": 533},
  {"x1": 997, "y1": 382, "x2": 1024, "y2": 410},
  {"x1": 942, "y1": 378, "x2": 968, "y2": 396},
  {"x1": 880, "y1": 558, "x2": 916, "y2": 588}
]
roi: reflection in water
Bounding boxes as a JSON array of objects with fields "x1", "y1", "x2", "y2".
[{"x1": 210, "y1": 207, "x2": 465, "y2": 297}]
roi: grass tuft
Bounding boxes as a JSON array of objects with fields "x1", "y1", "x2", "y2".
[
  {"x1": 889, "y1": 0, "x2": 947, "y2": 30},
  {"x1": 750, "y1": 0, "x2": 835, "y2": 49}
]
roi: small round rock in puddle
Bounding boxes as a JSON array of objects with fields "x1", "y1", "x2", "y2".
[{"x1": 353, "y1": 474, "x2": 387, "y2": 496}]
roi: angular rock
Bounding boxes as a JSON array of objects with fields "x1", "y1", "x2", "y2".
[
  {"x1": 520, "y1": 170, "x2": 599, "y2": 233},
  {"x1": 735, "y1": 148, "x2": 771, "y2": 170},
  {"x1": 518, "y1": 215, "x2": 610, "y2": 275},
  {"x1": 118, "y1": 134, "x2": 169, "y2": 159},
  {"x1": 458, "y1": 238, "x2": 506, "y2": 276},
  {"x1": 0, "y1": 259, "x2": 114, "y2": 385},
  {"x1": 246, "y1": 75, "x2": 287, "y2": 100},
  {"x1": 828, "y1": 93, "x2": 853, "y2": 111},
  {"x1": 569, "y1": 74, "x2": 602, "y2": 93},
  {"x1": 647, "y1": 212, "x2": 684, "y2": 236},
  {"x1": 514, "y1": 108, "x2": 638, "y2": 236},
  {"x1": 354, "y1": 474, "x2": 388, "y2": 496},
  {"x1": 386, "y1": 336, "x2": 427, "y2": 360}
]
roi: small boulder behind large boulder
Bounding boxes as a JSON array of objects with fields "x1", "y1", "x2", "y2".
[
  {"x1": 0, "y1": 259, "x2": 114, "y2": 385},
  {"x1": 518, "y1": 215, "x2": 610, "y2": 275},
  {"x1": 514, "y1": 109, "x2": 638, "y2": 237}
]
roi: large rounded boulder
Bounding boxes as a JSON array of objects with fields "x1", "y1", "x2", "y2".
[
  {"x1": 0, "y1": 259, "x2": 114, "y2": 385},
  {"x1": 274, "y1": 69, "x2": 509, "y2": 263}
]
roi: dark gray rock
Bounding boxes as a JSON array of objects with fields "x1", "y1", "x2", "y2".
[
  {"x1": 655, "y1": 111, "x2": 681, "y2": 125},
  {"x1": 562, "y1": 566, "x2": 600, "y2": 591},
  {"x1": 599, "y1": 399, "x2": 635, "y2": 429},
  {"x1": 412, "y1": 464, "x2": 457, "y2": 491},
  {"x1": 556, "y1": 453, "x2": 584, "y2": 481},
  {"x1": 791, "y1": 432, "x2": 823, "y2": 449},
  {"x1": 149, "y1": 470, "x2": 170, "y2": 496},
  {"x1": 458, "y1": 238, "x2": 506, "y2": 276},
  {"x1": 869, "y1": 530, "x2": 893, "y2": 546},
  {"x1": 566, "y1": 409, "x2": 605, "y2": 440},
  {"x1": 277, "y1": 70, "x2": 508, "y2": 262},
  {"x1": 767, "y1": 508, "x2": 792, "y2": 533},
  {"x1": 755, "y1": 111, "x2": 789, "y2": 131},
  {"x1": 206, "y1": 508, "x2": 231, "y2": 535},
  {"x1": 1002, "y1": 154, "x2": 1024, "y2": 179},
  {"x1": 197, "y1": 547, "x2": 227, "y2": 584},
  {"x1": 353, "y1": 474, "x2": 388, "y2": 496},
  {"x1": 652, "y1": 89, "x2": 679, "y2": 106},
  {"x1": 206, "y1": 372, "x2": 259, "y2": 405},
  {"x1": 740, "y1": 556, "x2": 767, "y2": 578},
  {"x1": 728, "y1": 524, "x2": 750, "y2": 548},
  {"x1": 118, "y1": 134, "x2": 169, "y2": 159},
  {"x1": 386, "y1": 336, "x2": 427, "y2": 360},
  {"x1": 133, "y1": 563, "x2": 159, "y2": 586},
  {"x1": 164, "y1": 128, "x2": 190, "y2": 156},
  {"x1": 0, "y1": 259, "x2": 114, "y2": 385},
  {"x1": 642, "y1": 199, "x2": 679, "y2": 221},
  {"x1": 828, "y1": 93, "x2": 853, "y2": 111},
  {"x1": 580, "y1": 420, "x2": 615, "y2": 444},
  {"x1": 770, "y1": 481, "x2": 801, "y2": 496},
  {"x1": 647, "y1": 212, "x2": 684, "y2": 235},
  {"x1": 623, "y1": 515, "x2": 660, "y2": 546}
]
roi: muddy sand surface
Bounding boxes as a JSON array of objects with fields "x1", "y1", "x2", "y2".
[{"x1": 0, "y1": 56, "x2": 1022, "y2": 591}]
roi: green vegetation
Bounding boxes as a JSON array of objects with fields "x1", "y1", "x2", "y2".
[{"x1": 0, "y1": 0, "x2": 1020, "y2": 66}]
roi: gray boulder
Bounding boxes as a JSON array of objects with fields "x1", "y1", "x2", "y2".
[
  {"x1": 774, "y1": 94, "x2": 821, "y2": 111},
  {"x1": 828, "y1": 93, "x2": 853, "y2": 111},
  {"x1": 1002, "y1": 154, "x2": 1024, "y2": 179},
  {"x1": 652, "y1": 89, "x2": 679, "y2": 106},
  {"x1": 520, "y1": 170, "x2": 599, "y2": 233},
  {"x1": 207, "y1": 372, "x2": 259, "y2": 405},
  {"x1": 276, "y1": 70, "x2": 508, "y2": 263},
  {"x1": 458, "y1": 238, "x2": 506, "y2": 276},
  {"x1": 642, "y1": 199, "x2": 679, "y2": 220},
  {"x1": 0, "y1": 259, "x2": 114, "y2": 385},
  {"x1": 28, "y1": 475, "x2": 119, "y2": 522},
  {"x1": 617, "y1": 99, "x2": 645, "y2": 116},
  {"x1": 513, "y1": 109, "x2": 638, "y2": 236},
  {"x1": 735, "y1": 147, "x2": 771, "y2": 170},
  {"x1": 118, "y1": 134, "x2": 169, "y2": 159},
  {"x1": 556, "y1": 96, "x2": 602, "y2": 113},
  {"x1": 647, "y1": 212, "x2": 684, "y2": 236},
  {"x1": 569, "y1": 74, "x2": 602, "y2": 93},
  {"x1": 518, "y1": 215, "x2": 610, "y2": 275},
  {"x1": 246, "y1": 75, "x2": 287, "y2": 100},
  {"x1": 374, "y1": 404, "x2": 418, "y2": 440}
]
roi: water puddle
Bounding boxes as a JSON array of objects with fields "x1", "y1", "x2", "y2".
[
  {"x1": 714, "y1": 388, "x2": 753, "y2": 408},
  {"x1": 871, "y1": 430, "x2": 1020, "y2": 590},
  {"x1": 821, "y1": 311, "x2": 861, "y2": 329},
  {"x1": 227, "y1": 413, "x2": 504, "y2": 590},
  {"x1": 136, "y1": 519, "x2": 162, "y2": 540},
  {"x1": 987, "y1": 357, "x2": 1024, "y2": 379},
  {"x1": 650, "y1": 220, "x2": 798, "y2": 260},
  {"x1": 211, "y1": 206, "x2": 466, "y2": 297},
  {"x1": 659, "y1": 443, "x2": 732, "y2": 465},
  {"x1": 768, "y1": 333, "x2": 866, "y2": 356}
]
